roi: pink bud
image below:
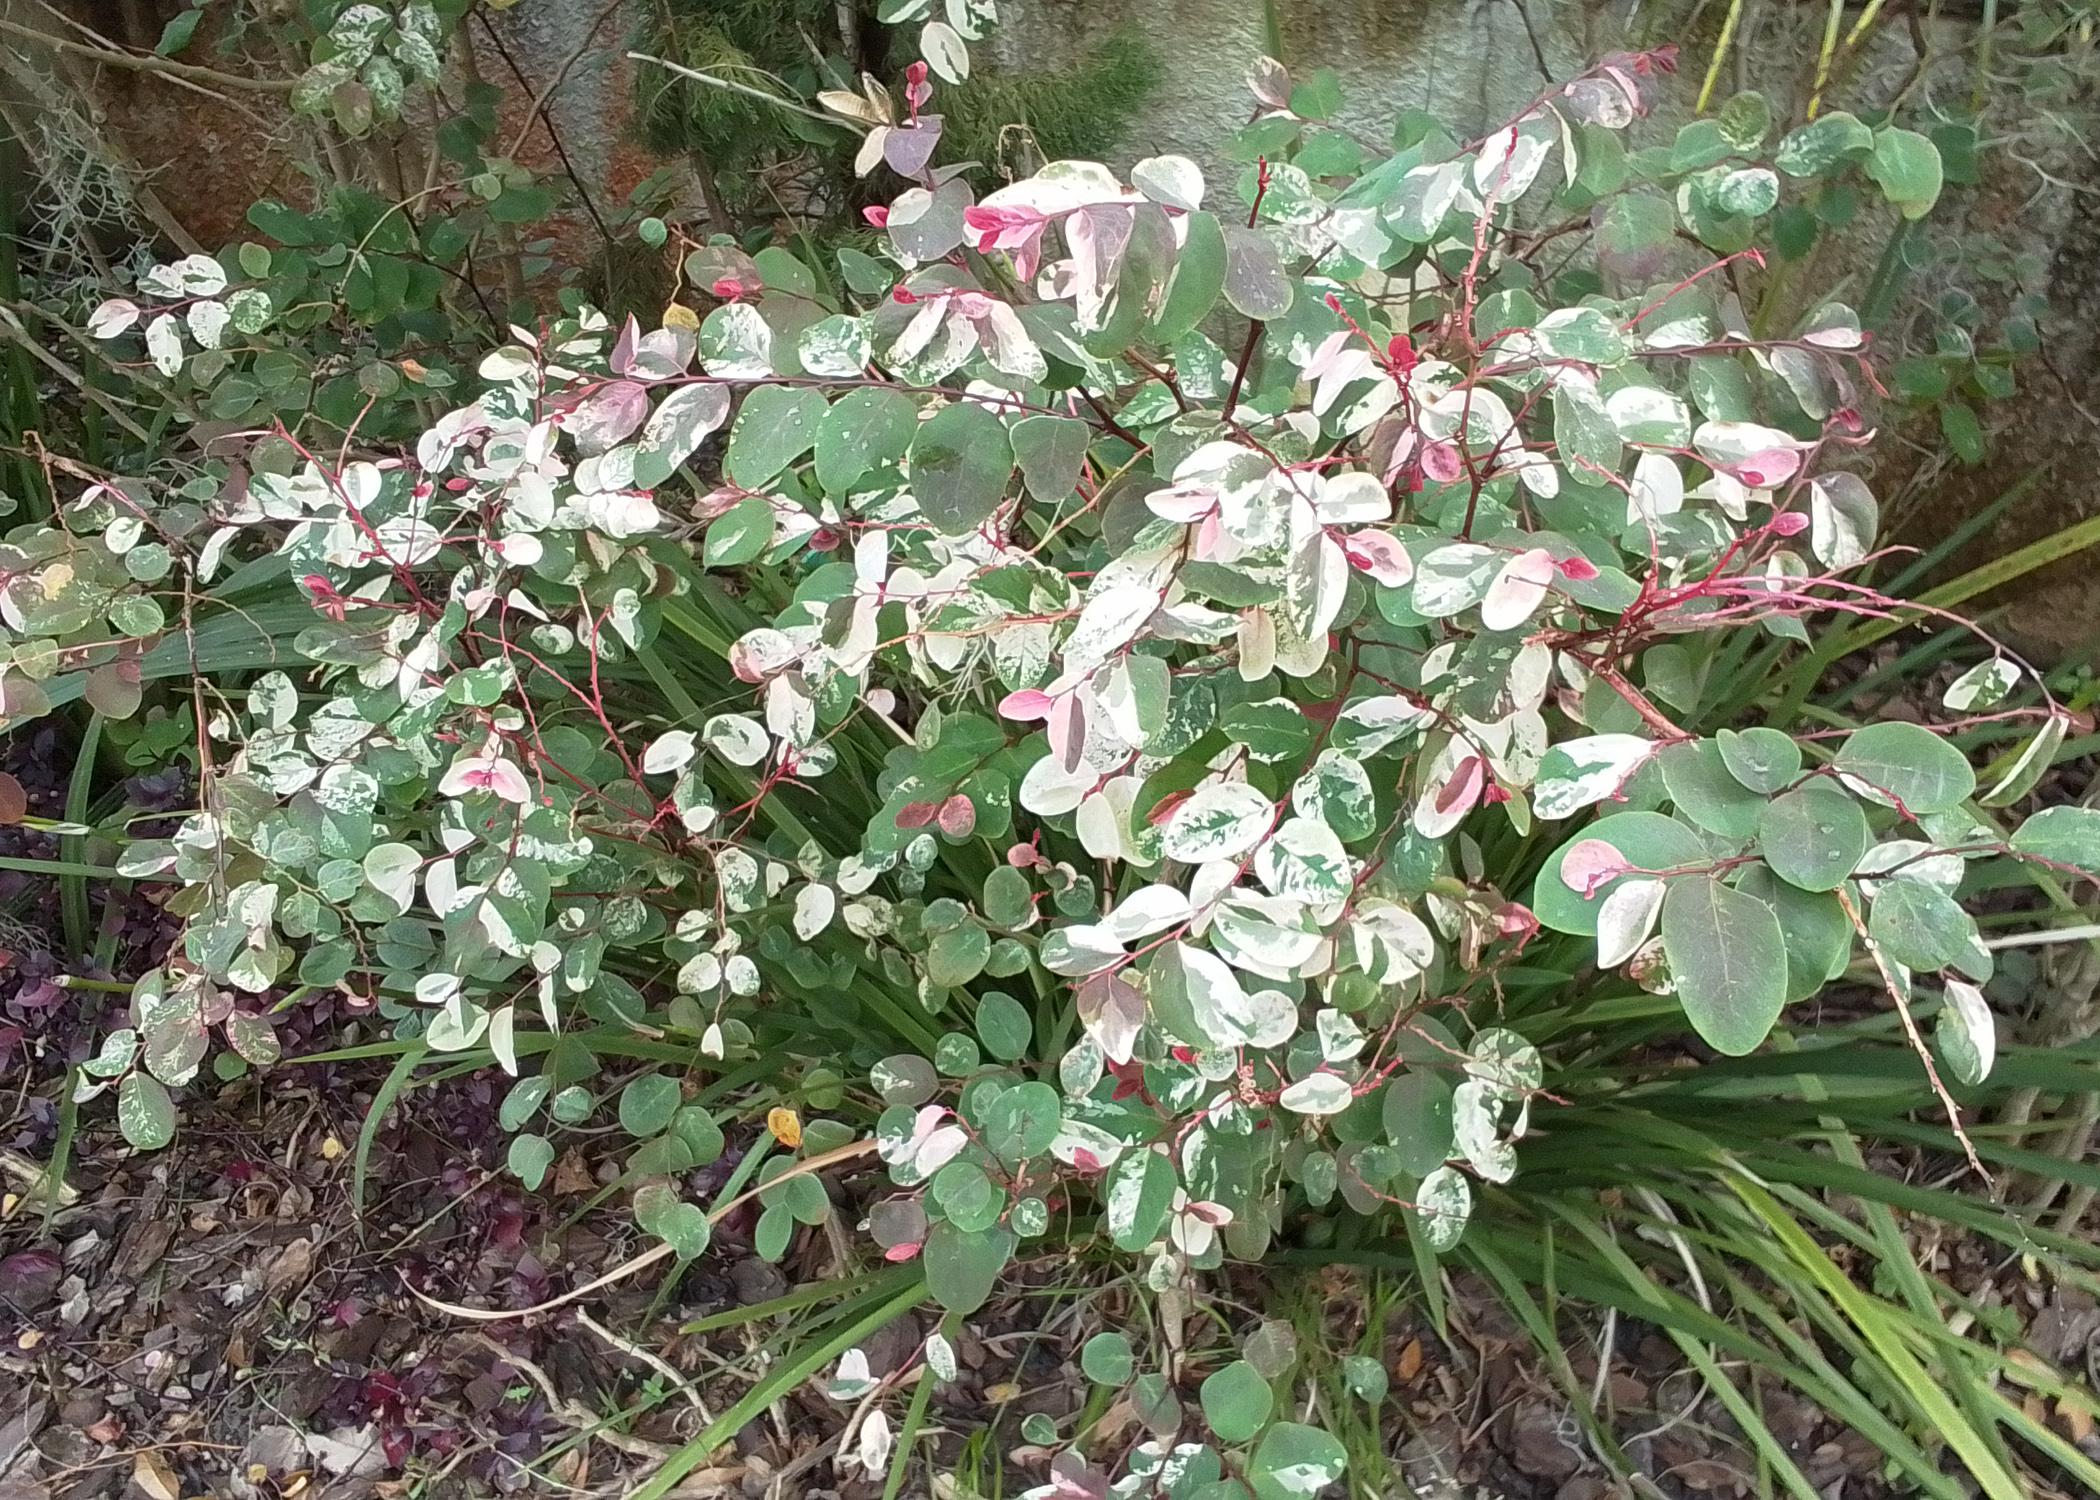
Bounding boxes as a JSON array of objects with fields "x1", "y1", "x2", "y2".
[
  {"x1": 1557, "y1": 555, "x2": 1600, "y2": 581},
  {"x1": 862, "y1": 205, "x2": 891, "y2": 228},
  {"x1": 884, "y1": 1241, "x2": 923, "y2": 1262},
  {"x1": 711, "y1": 277, "x2": 744, "y2": 299},
  {"x1": 1770, "y1": 510, "x2": 1809, "y2": 536}
]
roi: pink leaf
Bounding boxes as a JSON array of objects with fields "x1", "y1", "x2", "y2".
[
  {"x1": 1422, "y1": 441, "x2": 1463, "y2": 483},
  {"x1": 1726, "y1": 448, "x2": 1802, "y2": 489},
  {"x1": 1435, "y1": 754, "x2": 1486, "y2": 816},
  {"x1": 1558, "y1": 838, "x2": 1631, "y2": 898},
  {"x1": 998, "y1": 688, "x2": 1055, "y2": 721},
  {"x1": 884, "y1": 1241, "x2": 923, "y2": 1263},
  {"x1": 1557, "y1": 555, "x2": 1599, "y2": 581},
  {"x1": 894, "y1": 800, "x2": 940, "y2": 830},
  {"x1": 937, "y1": 793, "x2": 976, "y2": 837},
  {"x1": 610, "y1": 315, "x2": 640, "y2": 376},
  {"x1": 1481, "y1": 546, "x2": 1556, "y2": 632},
  {"x1": 1049, "y1": 691, "x2": 1086, "y2": 773},
  {"x1": 1341, "y1": 530, "x2": 1414, "y2": 587}
]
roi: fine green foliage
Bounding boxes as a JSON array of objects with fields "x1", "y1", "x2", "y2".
[{"x1": 11, "y1": 8, "x2": 2100, "y2": 1498}]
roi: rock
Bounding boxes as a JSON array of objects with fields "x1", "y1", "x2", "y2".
[
  {"x1": 241, "y1": 1425, "x2": 306, "y2": 1478},
  {"x1": 728, "y1": 1257, "x2": 788, "y2": 1305},
  {"x1": 305, "y1": 1424, "x2": 386, "y2": 1479},
  {"x1": 56, "y1": 1393, "x2": 104, "y2": 1430},
  {"x1": 1507, "y1": 1400, "x2": 1582, "y2": 1480}
]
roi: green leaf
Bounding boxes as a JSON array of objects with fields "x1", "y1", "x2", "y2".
[
  {"x1": 815, "y1": 387, "x2": 917, "y2": 494},
  {"x1": 1661, "y1": 878, "x2": 1787, "y2": 1056},
  {"x1": 1248, "y1": 1422, "x2": 1347, "y2": 1499},
  {"x1": 912, "y1": 402, "x2": 1014, "y2": 534},
  {"x1": 704, "y1": 496, "x2": 774, "y2": 568},
  {"x1": 1935, "y1": 978, "x2": 1995, "y2": 1086},
  {"x1": 927, "y1": 922, "x2": 991, "y2": 988},
  {"x1": 2010, "y1": 805, "x2": 2100, "y2": 875},
  {"x1": 1661, "y1": 740, "x2": 1765, "y2": 839},
  {"x1": 1081, "y1": 1331, "x2": 1135, "y2": 1385},
  {"x1": 1413, "y1": 1164, "x2": 1472, "y2": 1251},
  {"x1": 1221, "y1": 698, "x2": 1316, "y2": 763},
  {"x1": 1221, "y1": 226, "x2": 1293, "y2": 319},
  {"x1": 671, "y1": 1105, "x2": 726, "y2": 1166},
  {"x1": 1758, "y1": 782, "x2": 1870, "y2": 892},
  {"x1": 635, "y1": 1182, "x2": 713, "y2": 1258},
  {"x1": 726, "y1": 386, "x2": 827, "y2": 487},
  {"x1": 117, "y1": 1072, "x2": 177, "y2": 1150},
  {"x1": 619, "y1": 1074, "x2": 683, "y2": 1137},
  {"x1": 1865, "y1": 128, "x2": 1943, "y2": 219},
  {"x1": 1201, "y1": 1360, "x2": 1273, "y2": 1443},
  {"x1": 755, "y1": 1202, "x2": 794, "y2": 1260},
  {"x1": 1292, "y1": 750, "x2": 1376, "y2": 842},
  {"x1": 1832, "y1": 722, "x2": 1976, "y2": 816},
  {"x1": 156, "y1": 7, "x2": 203, "y2": 55},
  {"x1": 1738, "y1": 868, "x2": 1853, "y2": 1002},
  {"x1": 1009, "y1": 414, "x2": 1090, "y2": 504},
  {"x1": 1342, "y1": 1354, "x2": 1389, "y2": 1404},
  {"x1": 1105, "y1": 1146, "x2": 1176, "y2": 1251},
  {"x1": 1149, "y1": 210, "x2": 1227, "y2": 343},
  {"x1": 508, "y1": 1132, "x2": 554, "y2": 1189},
  {"x1": 974, "y1": 991, "x2": 1032, "y2": 1060},
  {"x1": 931, "y1": 1161, "x2": 1004, "y2": 1232},
  {"x1": 983, "y1": 1081, "x2": 1061, "y2": 1163},
  {"x1": 1717, "y1": 726, "x2": 1801, "y2": 794},
  {"x1": 924, "y1": 1220, "x2": 1013, "y2": 1313},
  {"x1": 1868, "y1": 876, "x2": 1977, "y2": 974},
  {"x1": 1534, "y1": 306, "x2": 1629, "y2": 365},
  {"x1": 1774, "y1": 111, "x2": 1874, "y2": 177},
  {"x1": 1382, "y1": 1071, "x2": 1455, "y2": 1176}
]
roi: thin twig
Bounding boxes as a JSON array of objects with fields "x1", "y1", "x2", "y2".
[
  {"x1": 411, "y1": 1140, "x2": 878, "y2": 1322},
  {"x1": 576, "y1": 1309, "x2": 713, "y2": 1418},
  {"x1": 0, "y1": 19, "x2": 296, "y2": 92},
  {"x1": 627, "y1": 51, "x2": 866, "y2": 131},
  {"x1": 1837, "y1": 888, "x2": 1990, "y2": 1183},
  {"x1": 468, "y1": 1333, "x2": 677, "y2": 1460}
]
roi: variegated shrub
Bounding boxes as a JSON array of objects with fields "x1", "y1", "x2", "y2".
[{"x1": 26, "y1": 13, "x2": 2100, "y2": 1496}]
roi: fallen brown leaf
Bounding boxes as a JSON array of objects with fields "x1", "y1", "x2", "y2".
[
  {"x1": 132, "y1": 1450, "x2": 180, "y2": 1500},
  {"x1": 552, "y1": 1150, "x2": 595, "y2": 1195},
  {"x1": 2061, "y1": 1398, "x2": 2094, "y2": 1443},
  {"x1": 1396, "y1": 1336, "x2": 1424, "y2": 1383},
  {"x1": 264, "y1": 1238, "x2": 315, "y2": 1297}
]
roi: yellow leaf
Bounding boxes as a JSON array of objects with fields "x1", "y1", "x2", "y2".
[
  {"x1": 133, "y1": 1450, "x2": 180, "y2": 1500},
  {"x1": 766, "y1": 1107, "x2": 803, "y2": 1148},
  {"x1": 663, "y1": 302, "x2": 700, "y2": 332}
]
